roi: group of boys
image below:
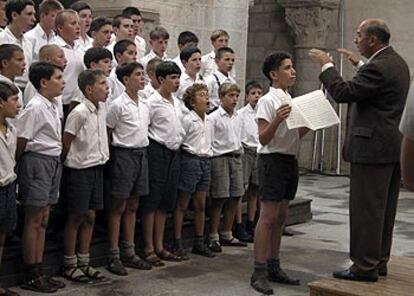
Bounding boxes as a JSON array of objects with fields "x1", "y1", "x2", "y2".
[{"x1": 0, "y1": 0, "x2": 305, "y2": 295}]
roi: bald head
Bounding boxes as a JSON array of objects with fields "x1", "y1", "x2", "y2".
[
  {"x1": 360, "y1": 18, "x2": 390, "y2": 45},
  {"x1": 39, "y1": 44, "x2": 67, "y2": 69}
]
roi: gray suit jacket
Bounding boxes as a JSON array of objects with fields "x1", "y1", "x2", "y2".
[{"x1": 320, "y1": 46, "x2": 410, "y2": 164}]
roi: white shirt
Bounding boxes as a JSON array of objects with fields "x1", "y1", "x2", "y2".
[
  {"x1": 135, "y1": 35, "x2": 146, "y2": 61},
  {"x1": 16, "y1": 93, "x2": 62, "y2": 156},
  {"x1": 0, "y1": 122, "x2": 17, "y2": 186},
  {"x1": 181, "y1": 110, "x2": 213, "y2": 157},
  {"x1": 205, "y1": 70, "x2": 236, "y2": 110},
  {"x1": 239, "y1": 103, "x2": 259, "y2": 148},
  {"x1": 256, "y1": 87, "x2": 300, "y2": 155},
  {"x1": 208, "y1": 106, "x2": 242, "y2": 156},
  {"x1": 175, "y1": 71, "x2": 205, "y2": 100},
  {"x1": 140, "y1": 50, "x2": 168, "y2": 70},
  {"x1": 147, "y1": 90, "x2": 184, "y2": 151},
  {"x1": 64, "y1": 99, "x2": 109, "y2": 169},
  {"x1": 54, "y1": 36, "x2": 85, "y2": 105},
  {"x1": 107, "y1": 68, "x2": 125, "y2": 105},
  {"x1": 0, "y1": 74, "x2": 23, "y2": 107},
  {"x1": 172, "y1": 55, "x2": 185, "y2": 73},
  {"x1": 76, "y1": 34, "x2": 94, "y2": 53},
  {"x1": 138, "y1": 82, "x2": 156, "y2": 100},
  {"x1": 107, "y1": 92, "x2": 150, "y2": 148},
  {"x1": 0, "y1": 26, "x2": 32, "y2": 88},
  {"x1": 201, "y1": 50, "x2": 236, "y2": 79},
  {"x1": 25, "y1": 23, "x2": 57, "y2": 62},
  {"x1": 23, "y1": 81, "x2": 64, "y2": 119},
  {"x1": 400, "y1": 80, "x2": 414, "y2": 140}
]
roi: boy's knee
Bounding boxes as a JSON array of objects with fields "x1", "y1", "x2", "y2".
[
  {"x1": 126, "y1": 199, "x2": 139, "y2": 213},
  {"x1": 84, "y1": 211, "x2": 96, "y2": 225}
]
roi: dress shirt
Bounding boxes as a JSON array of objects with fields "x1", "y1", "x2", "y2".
[
  {"x1": 140, "y1": 50, "x2": 168, "y2": 70},
  {"x1": 181, "y1": 110, "x2": 213, "y2": 157},
  {"x1": 25, "y1": 23, "x2": 57, "y2": 62},
  {"x1": 76, "y1": 35, "x2": 94, "y2": 53},
  {"x1": 205, "y1": 70, "x2": 236, "y2": 110},
  {"x1": 16, "y1": 93, "x2": 62, "y2": 156},
  {"x1": 107, "y1": 69, "x2": 125, "y2": 104},
  {"x1": 24, "y1": 81, "x2": 64, "y2": 119},
  {"x1": 138, "y1": 82, "x2": 156, "y2": 100},
  {"x1": 175, "y1": 71, "x2": 205, "y2": 100},
  {"x1": 135, "y1": 35, "x2": 146, "y2": 61},
  {"x1": 256, "y1": 87, "x2": 300, "y2": 155},
  {"x1": 238, "y1": 103, "x2": 259, "y2": 148},
  {"x1": 106, "y1": 92, "x2": 150, "y2": 148},
  {"x1": 200, "y1": 50, "x2": 236, "y2": 79},
  {"x1": 0, "y1": 122, "x2": 17, "y2": 186},
  {"x1": 64, "y1": 99, "x2": 109, "y2": 169},
  {"x1": 147, "y1": 90, "x2": 184, "y2": 151},
  {"x1": 172, "y1": 55, "x2": 185, "y2": 73},
  {"x1": 208, "y1": 105, "x2": 242, "y2": 156}
]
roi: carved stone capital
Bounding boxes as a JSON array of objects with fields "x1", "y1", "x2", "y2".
[{"x1": 278, "y1": 0, "x2": 339, "y2": 49}]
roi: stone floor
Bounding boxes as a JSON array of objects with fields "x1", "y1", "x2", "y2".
[{"x1": 13, "y1": 174, "x2": 414, "y2": 296}]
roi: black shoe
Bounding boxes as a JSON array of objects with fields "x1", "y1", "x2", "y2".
[
  {"x1": 332, "y1": 269, "x2": 378, "y2": 282},
  {"x1": 42, "y1": 275, "x2": 66, "y2": 289},
  {"x1": 282, "y1": 228, "x2": 294, "y2": 236},
  {"x1": 21, "y1": 276, "x2": 58, "y2": 293},
  {"x1": 250, "y1": 273, "x2": 274, "y2": 295},
  {"x1": 192, "y1": 244, "x2": 216, "y2": 258},
  {"x1": 208, "y1": 240, "x2": 222, "y2": 253},
  {"x1": 245, "y1": 221, "x2": 255, "y2": 237},
  {"x1": 234, "y1": 224, "x2": 253, "y2": 243},
  {"x1": 378, "y1": 263, "x2": 387, "y2": 276},
  {"x1": 268, "y1": 268, "x2": 300, "y2": 286},
  {"x1": 220, "y1": 237, "x2": 248, "y2": 247}
]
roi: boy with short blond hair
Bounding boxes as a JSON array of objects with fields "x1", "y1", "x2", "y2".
[{"x1": 140, "y1": 26, "x2": 169, "y2": 70}]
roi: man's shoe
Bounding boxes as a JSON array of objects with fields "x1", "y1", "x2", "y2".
[
  {"x1": 333, "y1": 269, "x2": 378, "y2": 282},
  {"x1": 220, "y1": 237, "x2": 248, "y2": 247},
  {"x1": 250, "y1": 273, "x2": 274, "y2": 295},
  {"x1": 378, "y1": 263, "x2": 387, "y2": 276},
  {"x1": 21, "y1": 276, "x2": 58, "y2": 293},
  {"x1": 234, "y1": 224, "x2": 253, "y2": 243},
  {"x1": 192, "y1": 244, "x2": 216, "y2": 258},
  {"x1": 268, "y1": 268, "x2": 300, "y2": 285},
  {"x1": 208, "y1": 240, "x2": 222, "y2": 253}
]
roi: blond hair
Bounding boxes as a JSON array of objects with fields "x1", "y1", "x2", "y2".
[{"x1": 218, "y1": 82, "x2": 240, "y2": 97}]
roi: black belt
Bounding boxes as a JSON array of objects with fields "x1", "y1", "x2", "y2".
[
  {"x1": 181, "y1": 149, "x2": 210, "y2": 160},
  {"x1": 214, "y1": 152, "x2": 241, "y2": 158}
]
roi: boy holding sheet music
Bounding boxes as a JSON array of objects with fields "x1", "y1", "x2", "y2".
[{"x1": 250, "y1": 52, "x2": 309, "y2": 295}]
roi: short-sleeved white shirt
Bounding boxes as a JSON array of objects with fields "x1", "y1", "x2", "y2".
[
  {"x1": 147, "y1": 91, "x2": 184, "y2": 151},
  {"x1": 25, "y1": 23, "x2": 57, "y2": 62},
  {"x1": 64, "y1": 99, "x2": 109, "y2": 169},
  {"x1": 256, "y1": 87, "x2": 300, "y2": 155},
  {"x1": 181, "y1": 110, "x2": 213, "y2": 157},
  {"x1": 175, "y1": 71, "x2": 205, "y2": 101},
  {"x1": 76, "y1": 35, "x2": 94, "y2": 53},
  {"x1": 106, "y1": 92, "x2": 150, "y2": 148},
  {"x1": 107, "y1": 69, "x2": 125, "y2": 105},
  {"x1": 54, "y1": 36, "x2": 85, "y2": 105},
  {"x1": 138, "y1": 82, "x2": 156, "y2": 100},
  {"x1": 200, "y1": 50, "x2": 236, "y2": 80},
  {"x1": 205, "y1": 70, "x2": 236, "y2": 110},
  {"x1": 172, "y1": 55, "x2": 185, "y2": 73},
  {"x1": 140, "y1": 50, "x2": 168, "y2": 71},
  {"x1": 23, "y1": 81, "x2": 64, "y2": 119},
  {"x1": 208, "y1": 106, "x2": 242, "y2": 156},
  {"x1": 0, "y1": 122, "x2": 17, "y2": 186},
  {"x1": 400, "y1": 81, "x2": 414, "y2": 140},
  {"x1": 239, "y1": 103, "x2": 259, "y2": 148},
  {"x1": 135, "y1": 35, "x2": 146, "y2": 61},
  {"x1": 16, "y1": 93, "x2": 61, "y2": 156}
]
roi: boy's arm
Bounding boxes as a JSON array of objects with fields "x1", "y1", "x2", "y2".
[
  {"x1": 16, "y1": 138, "x2": 28, "y2": 162},
  {"x1": 61, "y1": 132, "x2": 75, "y2": 163},
  {"x1": 258, "y1": 104, "x2": 291, "y2": 146}
]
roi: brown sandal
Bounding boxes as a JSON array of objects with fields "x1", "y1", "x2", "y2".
[
  {"x1": 143, "y1": 251, "x2": 165, "y2": 267},
  {"x1": 156, "y1": 249, "x2": 182, "y2": 262}
]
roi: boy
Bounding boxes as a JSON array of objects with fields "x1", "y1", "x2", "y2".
[
  {"x1": 172, "y1": 83, "x2": 215, "y2": 259},
  {"x1": 70, "y1": 1, "x2": 93, "y2": 52},
  {"x1": 205, "y1": 47, "x2": 236, "y2": 112},
  {"x1": 139, "y1": 57, "x2": 161, "y2": 100},
  {"x1": 0, "y1": 44, "x2": 25, "y2": 106},
  {"x1": 207, "y1": 82, "x2": 247, "y2": 253},
  {"x1": 201, "y1": 29, "x2": 235, "y2": 79},
  {"x1": 0, "y1": 0, "x2": 36, "y2": 89},
  {"x1": 61, "y1": 69, "x2": 109, "y2": 283},
  {"x1": 233, "y1": 80, "x2": 263, "y2": 242},
  {"x1": 250, "y1": 52, "x2": 306, "y2": 295},
  {"x1": 90, "y1": 16, "x2": 113, "y2": 48},
  {"x1": 17, "y1": 62, "x2": 65, "y2": 293},
  {"x1": 0, "y1": 82, "x2": 20, "y2": 296},
  {"x1": 175, "y1": 47, "x2": 204, "y2": 101},
  {"x1": 25, "y1": 0, "x2": 63, "y2": 62},
  {"x1": 106, "y1": 14, "x2": 133, "y2": 65},
  {"x1": 140, "y1": 26, "x2": 169, "y2": 71},
  {"x1": 141, "y1": 61, "x2": 184, "y2": 266},
  {"x1": 106, "y1": 62, "x2": 152, "y2": 275},
  {"x1": 172, "y1": 31, "x2": 199, "y2": 72},
  {"x1": 122, "y1": 7, "x2": 146, "y2": 61}
]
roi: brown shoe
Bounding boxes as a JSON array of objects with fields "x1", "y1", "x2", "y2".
[
  {"x1": 268, "y1": 267, "x2": 300, "y2": 285},
  {"x1": 21, "y1": 276, "x2": 58, "y2": 293},
  {"x1": 250, "y1": 273, "x2": 274, "y2": 295}
]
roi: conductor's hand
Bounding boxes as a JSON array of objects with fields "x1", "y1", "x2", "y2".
[
  {"x1": 276, "y1": 104, "x2": 292, "y2": 124},
  {"x1": 309, "y1": 49, "x2": 333, "y2": 65},
  {"x1": 337, "y1": 48, "x2": 360, "y2": 66}
]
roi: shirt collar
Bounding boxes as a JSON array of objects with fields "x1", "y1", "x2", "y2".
[
  {"x1": 35, "y1": 23, "x2": 55, "y2": 40},
  {"x1": 214, "y1": 70, "x2": 229, "y2": 81},
  {"x1": 0, "y1": 74, "x2": 14, "y2": 85},
  {"x1": 83, "y1": 98, "x2": 98, "y2": 113},
  {"x1": 36, "y1": 93, "x2": 58, "y2": 108},
  {"x1": 155, "y1": 90, "x2": 175, "y2": 105},
  {"x1": 4, "y1": 26, "x2": 21, "y2": 44},
  {"x1": 55, "y1": 35, "x2": 78, "y2": 49},
  {"x1": 218, "y1": 105, "x2": 237, "y2": 118},
  {"x1": 123, "y1": 92, "x2": 139, "y2": 106}
]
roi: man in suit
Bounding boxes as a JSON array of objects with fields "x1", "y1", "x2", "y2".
[{"x1": 309, "y1": 18, "x2": 410, "y2": 282}]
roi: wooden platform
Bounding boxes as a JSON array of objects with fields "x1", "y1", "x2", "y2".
[{"x1": 308, "y1": 256, "x2": 414, "y2": 296}]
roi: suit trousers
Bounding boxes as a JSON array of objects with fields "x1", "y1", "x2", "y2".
[{"x1": 349, "y1": 162, "x2": 400, "y2": 275}]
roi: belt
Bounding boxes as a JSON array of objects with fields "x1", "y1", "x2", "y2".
[{"x1": 181, "y1": 149, "x2": 210, "y2": 160}]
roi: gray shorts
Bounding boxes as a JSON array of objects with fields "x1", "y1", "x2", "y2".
[
  {"x1": 210, "y1": 154, "x2": 244, "y2": 199},
  {"x1": 110, "y1": 147, "x2": 149, "y2": 199},
  {"x1": 18, "y1": 152, "x2": 62, "y2": 207},
  {"x1": 0, "y1": 182, "x2": 17, "y2": 232},
  {"x1": 242, "y1": 147, "x2": 259, "y2": 189},
  {"x1": 61, "y1": 165, "x2": 104, "y2": 214},
  {"x1": 178, "y1": 151, "x2": 211, "y2": 194}
]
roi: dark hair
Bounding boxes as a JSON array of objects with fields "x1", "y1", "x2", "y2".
[
  {"x1": 366, "y1": 21, "x2": 391, "y2": 44},
  {"x1": 155, "y1": 61, "x2": 181, "y2": 81},
  {"x1": 0, "y1": 81, "x2": 19, "y2": 102},
  {"x1": 262, "y1": 52, "x2": 292, "y2": 81},
  {"x1": 216, "y1": 47, "x2": 234, "y2": 59},
  {"x1": 0, "y1": 44, "x2": 23, "y2": 69},
  {"x1": 112, "y1": 14, "x2": 130, "y2": 28},
  {"x1": 116, "y1": 61, "x2": 143, "y2": 86},
  {"x1": 90, "y1": 16, "x2": 112, "y2": 33},
  {"x1": 5, "y1": 0, "x2": 34, "y2": 22},
  {"x1": 122, "y1": 6, "x2": 141, "y2": 17},
  {"x1": 39, "y1": 0, "x2": 63, "y2": 15},
  {"x1": 177, "y1": 31, "x2": 199, "y2": 46},
  {"x1": 69, "y1": 1, "x2": 91, "y2": 13},
  {"x1": 245, "y1": 80, "x2": 263, "y2": 94},
  {"x1": 113, "y1": 39, "x2": 136, "y2": 62},
  {"x1": 183, "y1": 83, "x2": 208, "y2": 111},
  {"x1": 78, "y1": 69, "x2": 105, "y2": 96},
  {"x1": 180, "y1": 47, "x2": 201, "y2": 62},
  {"x1": 149, "y1": 26, "x2": 169, "y2": 41},
  {"x1": 84, "y1": 47, "x2": 112, "y2": 69},
  {"x1": 29, "y1": 62, "x2": 62, "y2": 90}
]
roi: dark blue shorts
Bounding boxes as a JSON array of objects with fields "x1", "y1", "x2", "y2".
[{"x1": 178, "y1": 151, "x2": 211, "y2": 194}]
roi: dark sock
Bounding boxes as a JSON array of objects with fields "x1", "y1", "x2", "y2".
[
  {"x1": 267, "y1": 258, "x2": 280, "y2": 270},
  {"x1": 25, "y1": 263, "x2": 38, "y2": 280},
  {"x1": 36, "y1": 262, "x2": 44, "y2": 276},
  {"x1": 174, "y1": 238, "x2": 183, "y2": 250},
  {"x1": 246, "y1": 220, "x2": 255, "y2": 232},
  {"x1": 193, "y1": 235, "x2": 204, "y2": 247},
  {"x1": 253, "y1": 261, "x2": 266, "y2": 277}
]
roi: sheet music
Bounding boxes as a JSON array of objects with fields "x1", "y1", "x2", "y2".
[{"x1": 285, "y1": 90, "x2": 340, "y2": 130}]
